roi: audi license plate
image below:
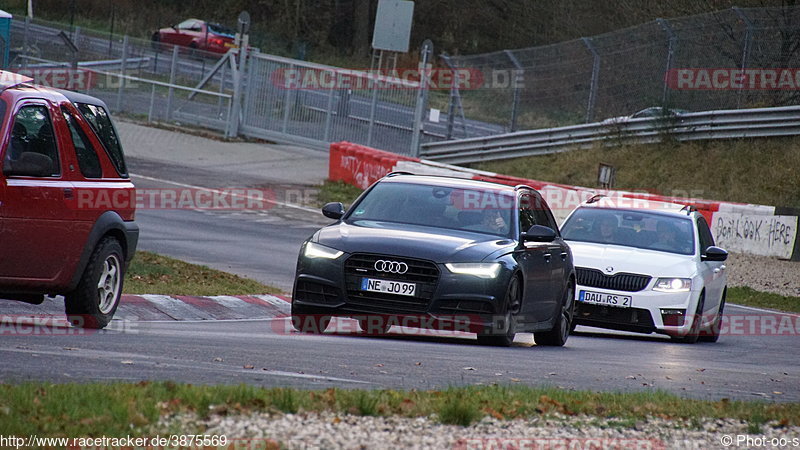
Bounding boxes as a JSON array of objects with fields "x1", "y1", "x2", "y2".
[
  {"x1": 579, "y1": 290, "x2": 631, "y2": 308},
  {"x1": 361, "y1": 278, "x2": 416, "y2": 297}
]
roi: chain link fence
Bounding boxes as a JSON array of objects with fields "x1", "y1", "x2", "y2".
[
  {"x1": 7, "y1": 16, "x2": 235, "y2": 132},
  {"x1": 446, "y1": 6, "x2": 800, "y2": 134}
]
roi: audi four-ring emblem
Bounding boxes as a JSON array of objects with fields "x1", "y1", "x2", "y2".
[{"x1": 374, "y1": 260, "x2": 408, "y2": 274}]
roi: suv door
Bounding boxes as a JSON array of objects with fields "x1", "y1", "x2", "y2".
[
  {"x1": 516, "y1": 192, "x2": 557, "y2": 323},
  {"x1": 696, "y1": 215, "x2": 725, "y2": 315},
  {"x1": 0, "y1": 101, "x2": 82, "y2": 284}
]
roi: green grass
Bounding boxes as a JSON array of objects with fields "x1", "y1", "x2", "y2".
[
  {"x1": 0, "y1": 383, "x2": 797, "y2": 437},
  {"x1": 728, "y1": 287, "x2": 800, "y2": 313},
  {"x1": 315, "y1": 180, "x2": 364, "y2": 208},
  {"x1": 124, "y1": 251, "x2": 280, "y2": 296},
  {"x1": 472, "y1": 137, "x2": 800, "y2": 208}
]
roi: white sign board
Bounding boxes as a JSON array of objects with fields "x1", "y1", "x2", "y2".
[
  {"x1": 711, "y1": 212, "x2": 798, "y2": 259},
  {"x1": 372, "y1": 0, "x2": 414, "y2": 53}
]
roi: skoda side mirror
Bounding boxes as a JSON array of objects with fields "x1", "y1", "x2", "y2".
[{"x1": 702, "y1": 246, "x2": 728, "y2": 262}]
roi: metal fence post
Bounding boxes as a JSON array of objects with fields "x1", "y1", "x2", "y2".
[
  {"x1": 582, "y1": 37, "x2": 600, "y2": 123},
  {"x1": 228, "y1": 38, "x2": 249, "y2": 138},
  {"x1": 166, "y1": 45, "x2": 179, "y2": 121},
  {"x1": 657, "y1": 18, "x2": 677, "y2": 106},
  {"x1": 241, "y1": 50, "x2": 257, "y2": 128},
  {"x1": 366, "y1": 70, "x2": 380, "y2": 147},
  {"x1": 73, "y1": 26, "x2": 81, "y2": 50},
  {"x1": 410, "y1": 40, "x2": 433, "y2": 157},
  {"x1": 323, "y1": 71, "x2": 336, "y2": 142},
  {"x1": 504, "y1": 50, "x2": 524, "y2": 132},
  {"x1": 218, "y1": 57, "x2": 226, "y2": 117},
  {"x1": 148, "y1": 84, "x2": 156, "y2": 122},
  {"x1": 115, "y1": 35, "x2": 128, "y2": 112},
  {"x1": 282, "y1": 63, "x2": 294, "y2": 133},
  {"x1": 22, "y1": 16, "x2": 30, "y2": 69},
  {"x1": 441, "y1": 54, "x2": 457, "y2": 140},
  {"x1": 733, "y1": 7, "x2": 754, "y2": 108}
]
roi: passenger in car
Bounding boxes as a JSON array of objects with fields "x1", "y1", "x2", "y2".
[
  {"x1": 595, "y1": 215, "x2": 619, "y2": 243},
  {"x1": 481, "y1": 209, "x2": 509, "y2": 234},
  {"x1": 651, "y1": 221, "x2": 679, "y2": 252}
]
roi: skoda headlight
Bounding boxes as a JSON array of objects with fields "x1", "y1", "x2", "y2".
[
  {"x1": 653, "y1": 278, "x2": 692, "y2": 292},
  {"x1": 445, "y1": 263, "x2": 501, "y2": 279},
  {"x1": 304, "y1": 242, "x2": 343, "y2": 260}
]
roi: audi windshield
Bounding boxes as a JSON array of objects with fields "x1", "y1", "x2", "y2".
[{"x1": 345, "y1": 182, "x2": 515, "y2": 237}]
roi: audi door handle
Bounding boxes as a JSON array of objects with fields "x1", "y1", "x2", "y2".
[
  {"x1": 713, "y1": 268, "x2": 721, "y2": 274},
  {"x1": 720, "y1": 265, "x2": 727, "y2": 271},
  {"x1": 560, "y1": 252, "x2": 568, "y2": 261},
  {"x1": 63, "y1": 188, "x2": 74, "y2": 199},
  {"x1": 543, "y1": 253, "x2": 552, "y2": 262}
]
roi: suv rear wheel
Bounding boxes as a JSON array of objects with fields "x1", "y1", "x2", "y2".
[{"x1": 65, "y1": 237, "x2": 125, "y2": 329}]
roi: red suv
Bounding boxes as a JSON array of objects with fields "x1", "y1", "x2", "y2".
[{"x1": 0, "y1": 72, "x2": 139, "y2": 329}]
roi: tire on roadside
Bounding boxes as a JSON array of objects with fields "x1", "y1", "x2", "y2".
[{"x1": 65, "y1": 237, "x2": 125, "y2": 329}]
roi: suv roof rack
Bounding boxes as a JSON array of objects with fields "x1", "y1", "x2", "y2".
[
  {"x1": 586, "y1": 194, "x2": 607, "y2": 204},
  {"x1": 514, "y1": 184, "x2": 535, "y2": 191},
  {"x1": 680, "y1": 204, "x2": 697, "y2": 215}
]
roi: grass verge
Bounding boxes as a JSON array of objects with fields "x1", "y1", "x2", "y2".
[
  {"x1": 315, "y1": 180, "x2": 364, "y2": 208},
  {"x1": 472, "y1": 137, "x2": 800, "y2": 208},
  {"x1": 124, "y1": 252, "x2": 280, "y2": 296},
  {"x1": 0, "y1": 383, "x2": 797, "y2": 437},
  {"x1": 728, "y1": 287, "x2": 800, "y2": 313}
]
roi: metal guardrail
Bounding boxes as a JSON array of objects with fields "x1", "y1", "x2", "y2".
[{"x1": 419, "y1": 105, "x2": 800, "y2": 164}]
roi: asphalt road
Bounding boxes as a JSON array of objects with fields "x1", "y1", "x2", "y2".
[
  {"x1": 1, "y1": 307, "x2": 797, "y2": 402},
  {"x1": 128, "y1": 157, "x2": 328, "y2": 291},
  {"x1": 1, "y1": 131, "x2": 797, "y2": 403}
]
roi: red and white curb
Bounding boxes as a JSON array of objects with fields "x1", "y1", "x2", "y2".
[
  {"x1": 1, "y1": 294, "x2": 291, "y2": 323},
  {"x1": 117, "y1": 294, "x2": 291, "y2": 321}
]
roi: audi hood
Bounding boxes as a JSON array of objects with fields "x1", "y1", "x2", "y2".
[
  {"x1": 567, "y1": 241, "x2": 697, "y2": 278},
  {"x1": 313, "y1": 221, "x2": 516, "y2": 263}
]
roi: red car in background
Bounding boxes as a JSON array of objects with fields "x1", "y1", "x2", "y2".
[{"x1": 152, "y1": 19, "x2": 237, "y2": 55}]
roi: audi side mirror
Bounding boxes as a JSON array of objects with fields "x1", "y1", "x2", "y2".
[
  {"x1": 702, "y1": 246, "x2": 728, "y2": 262},
  {"x1": 521, "y1": 225, "x2": 557, "y2": 243},
  {"x1": 322, "y1": 202, "x2": 345, "y2": 220}
]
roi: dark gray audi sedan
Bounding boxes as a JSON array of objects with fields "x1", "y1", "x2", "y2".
[{"x1": 290, "y1": 173, "x2": 576, "y2": 347}]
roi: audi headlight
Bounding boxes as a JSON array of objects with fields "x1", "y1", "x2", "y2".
[
  {"x1": 304, "y1": 242, "x2": 343, "y2": 260},
  {"x1": 445, "y1": 263, "x2": 501, "y2": 279},
  {"x1": 653, "y1": 278, "x2": 692, "y2": 292}
]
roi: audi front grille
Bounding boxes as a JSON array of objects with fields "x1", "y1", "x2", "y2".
[
  {"x1": 576, "y1": 267, "x2": 652, "y2": 292},
  {"x1": 343, "y1": 253, "x2": 440, "y2": 313}
]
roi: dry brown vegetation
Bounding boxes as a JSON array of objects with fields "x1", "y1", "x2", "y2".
[{"x1": 472, "y1": 137, "x2": 800, "y2": 208}]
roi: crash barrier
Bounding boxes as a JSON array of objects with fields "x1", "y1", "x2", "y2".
[
  {"x1": 329, "y1": 141, "x2": 800, "y2": 261},
  {"x1": 420, "y1": 105, "x2": 800, "y2": 165}
]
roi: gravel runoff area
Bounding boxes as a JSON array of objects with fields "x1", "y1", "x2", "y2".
[
  {"x1": 160, "y1": 411, "x2": 799, "y2": 449},
  {"x1": 726, "y1": 254, "x2": 800, "y2": 298}
]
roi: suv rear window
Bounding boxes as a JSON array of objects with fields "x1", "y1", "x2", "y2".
[{"x1": 75, "y1": 103, "x2": 128, "y2": 177}]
